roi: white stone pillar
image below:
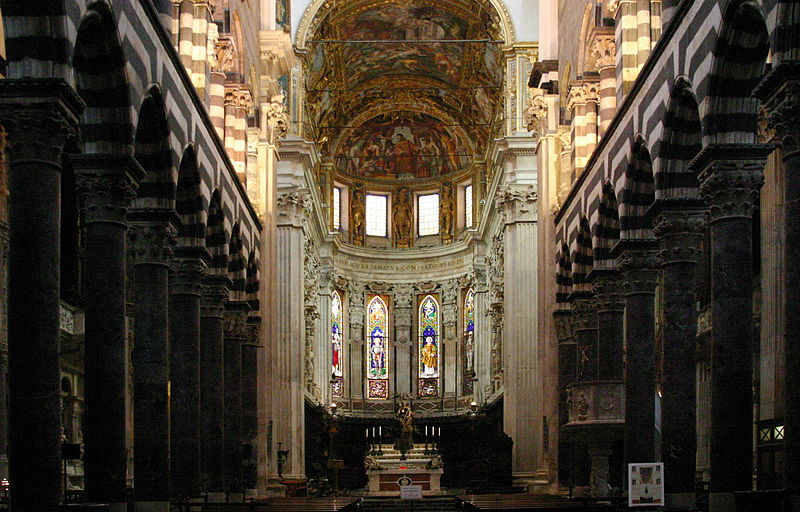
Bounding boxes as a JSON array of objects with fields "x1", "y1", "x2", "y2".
[
  {"x1": 497, "y1": 184, "x2": 544, "y2": 491},
  {"x1": 269, "y1": 189, "x2": 311, "y2": 482},
  {"x1": 393, "y1": 284, "x2": 414, "y2": 396},
  {"x1": 347, "y1": 282, "x2": 365, "y2": 400}
]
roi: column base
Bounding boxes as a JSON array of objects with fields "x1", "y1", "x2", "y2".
[
  {"x1": 207, "y1": 491, "x2": 226, "y2": 502},
  {"x1": 666, "y1": 492, "x2": 696, "y2": 509},
  {"x1": 512, "y1": 473, "x2": 549, "y2": 493},
  {"x1": 245, "y1": 488, "x2": 259, "y2": 500},
  {"x1": 709, "y1": 492, "x2": 736, "y2": 512},
  {"x1": 227, "y1": 492, "x2": 245, "y2": 503},
  {"x1": 134, "y1": 501, "x2": 170, "y2": 512}
]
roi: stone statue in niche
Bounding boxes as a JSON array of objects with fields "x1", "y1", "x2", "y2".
[
  {"x1": 393, "y1": 393, "x2": 414, "y2": 459},
  {"x1": 351, "y1": 187, "x2": 365, "y2": 245},
  {"x1": 440, "y1": 183, "x2": 453, "y2": 241},
  {"x1": 392, "y1": 188, "x2": 413, "y2": 247}
]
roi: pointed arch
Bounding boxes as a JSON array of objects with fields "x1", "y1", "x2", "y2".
[
  {"x1": 245, "y1": 248, "x2": 260, "y2": 310},
  {"x1": 366, "y1": 294, "x2": 389, "y2": 399},
  {"x1": 228, "y1": 220, "x2": 246, "y2": 300},
  {"x1": 134, "y1": 85, "x2": 175, "y2": 209},
  {"x1": 704, "y1": 0, "x2": 770, "y2": 144},
  {"x1": 592, "y1": 181, "x2": 620, "y2": 266},
  {"x1": 73, "y1": 1, "x2": 134, "y2": 155},
  {"x1": 175, "y1": 145, "x2": 206, "y2": 247},
  {"x1": 418, "y1": 294, "x2": 441, "y2": 398},
  {"x1": 620, "y1": 139, "x2": 655, "y2": 240},
  {"x1": 206, "y1": 188, "x2": 229, "y2": 275},
  {"x1": 571, "y1": 215, "x2": 593, "y2": 292},
  {"x1": 657, "y1": 76, "x2": 702, "y2": 199},
  {"x1": 556, "y1": 241, "x2": 573, "y2": 304}
]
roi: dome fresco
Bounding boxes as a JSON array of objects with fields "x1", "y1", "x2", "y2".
[{"x1": 304, "y1": 0, "x2": 506, "y2": 187}]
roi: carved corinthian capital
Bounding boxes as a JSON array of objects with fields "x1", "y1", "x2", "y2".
[
  {"x1": 525, "y1": 92, "x2": 548, "y2": 134},
  {"x1": 591, "y1": 37, "x2": 617, "y2": 70},
  {"x1": 495, "y1": 184, "x2": 538, "y2": 223},
  {"x1": 267, "y1": 95, "x2": 289, "y2": 142},
  {"x1": 753, "y1": 62, "x2": 800, "y2": 156},
  {"x1": 276, "y1": 189, "x2": 311, "y2": 226}
]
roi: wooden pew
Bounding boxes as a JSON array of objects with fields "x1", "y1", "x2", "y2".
[
  {"x1": 456, "y1": 494, "x2": 618, "y2": 512},
  {"x1": 172, "y1": 497, "x2": 361, "y2": 512}
]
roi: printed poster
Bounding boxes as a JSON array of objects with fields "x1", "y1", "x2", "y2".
[{"x1": 628, "y1": 463, "x2": 665, "y2": 507}]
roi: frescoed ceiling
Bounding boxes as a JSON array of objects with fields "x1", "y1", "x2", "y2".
[{"x1": 303, "y1": 0, "x2": 507, "y2": 185}]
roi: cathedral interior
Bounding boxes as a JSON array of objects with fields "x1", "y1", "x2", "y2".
[{"x1": 0, "y1": 0, "x2": 798, "y2": 511}]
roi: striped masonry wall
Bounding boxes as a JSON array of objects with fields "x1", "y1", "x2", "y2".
[
  {"x1": 246, "y1": 248, "x2": 260, "y2": 310},
  {"x1": 655, "y1": 77, "x2": 702, "y2": 200},
  {"x1": 598, "y1": 65, "x2": 616, "y2": 137},
  {"x1": 134, "y1": 86, "x2": 176, "y2": 210},
  {"x1": 592, "y1": 181, "x2": 620, "y2": 267},
  {"x1": 206, "y1": 188, "x2": 229, "y2": 275},
  {"x1": 650, "y1": 0, "x2": 662, "y2": 45},
  {"x1": 228, "y1": 221, "x2": 247, "y2": 301},
  {"x1": 571, "y1": 216, "x2": 594, "y2": 293},
  {"x1": 618, "y1": 141, "x2": 655, "y2": 241},
  {"x1": 176, "y1": 146, "x2": 207, "y2": 247},
  {"x1": 556, "y1": 242, "x2": 573, "y2": 305}
]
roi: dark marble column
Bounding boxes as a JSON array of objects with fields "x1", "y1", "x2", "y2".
[
  {"x1": 696, "y1": 145, "x2": 772, "y2": 511},
  {"x1": 223, "y1": 301, "x2": 250, "y2": 502},
  {"x1": 72, "y1": 154, "x2": 142, "y2": 507},
  {"x1": 614, "y1": 241, "x2": 659, "y2": 466},
  {"x1": 0, "y1": 79, "x2": 83, "y2": 512},
  {"x1": 554, "y1": 308, "x2": 577, "y2": 485},
  {"x1": 569, "y1": 292, "x2": 598, "y2": 381},
  {"x1": 128, "y1": 212, "x2": 177, "y2": 510},
  {"x1": 650, "y1": 200, "x2": 706, "y2": 508},
  {"x1": 590, "y1": 269, "x2": 624, "y2": 381},
  {"x1": 242, "y1": 316, "x2": 261, "y2": 494},
  {"x1": 169, "y1": 247, "x2": 208, "y2": 501},
  {"x1": 200, "y1": 276, "x2": 230, "y2": 500},
  {"x1": 755, "y1": 64, "x2": 800, "y2": 507}
]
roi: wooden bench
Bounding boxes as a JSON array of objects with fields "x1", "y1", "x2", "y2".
[
  {"x1": 172, "y1": 497, "x2": 361, "y2": 512},
  {"x1": 457, "y1": 494, "x2": 618, "y2": 512}
]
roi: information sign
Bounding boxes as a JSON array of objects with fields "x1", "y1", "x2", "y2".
[{"x1": 628, "y1": 463, "x2": 665, "y2": 507}]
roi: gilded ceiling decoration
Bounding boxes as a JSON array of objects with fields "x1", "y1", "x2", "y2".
[{"x1": 304, "y1": 0, "x2": 506, "y2": 185}]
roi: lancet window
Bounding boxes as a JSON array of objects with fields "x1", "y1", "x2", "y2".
[
  {"x1": 418, "y1": 294, "x2": 440, "y2": 398},
  {"x1": 331, "y1": 290, "x2": 344, "y2": 397},
  {"x1": 463, "y1": 289, "x2": 476, "y2": 394},
  {"x1": 367, "y1": 295, "x2": 389, "y2": 399}
]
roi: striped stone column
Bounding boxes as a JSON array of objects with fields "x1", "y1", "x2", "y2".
[
  {"x1": 614, "y1": 0, "x2": 638, "y2": 98},
  {"x1": 191, "y1": 0, "x2": 210, "y2": 96},
  {"x1": 209, "y1": 71, "x2": 226, "y2": 139},
  {"x1": 584, "y1": 85, "x2": 599, "y2": 158},
  {"x1": 233, "y1": 90, "x2": 252, "y2": 186},
  {"x1": 224, "y1": 87, "x2": 238, "y2": 166},
  {"x1": 650, "y1": 0, "x2": 662, "y2": 45},
  {"x1": 591, "y1": 37, "x2": 617, "y2": 137},
  {"x1": 177, "y1": 0, "x2": 194, "y2": 72},
  {"x1": 567, "y1": 85, "x2": 588, "y2": 178},
  {"x1": 636, "y1": 0, "x2": 651, "y2": 71}
]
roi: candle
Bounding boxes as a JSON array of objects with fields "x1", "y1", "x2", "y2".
[
  {"x1": 438, "y1": 427, "x2": 441, "y2": 437},
  {"x1": 372, "y1": 427, "x2": 375, "y2": 437},
  {"x1": 366, "y1": 428, "x2": 369, "y2": 439},
  {"x1": 379, "y1": 426, "x2": 382, "y2": 437},
  {"x1": 425, "y1": 425, "x2": 428, "y2": 436}
]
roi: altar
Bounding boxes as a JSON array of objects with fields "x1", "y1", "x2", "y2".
[{"x1": 365, "y1": 444, "x2": 444, "y2": 496}]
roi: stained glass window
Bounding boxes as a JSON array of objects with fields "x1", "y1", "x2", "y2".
[
  {"x1": 367, "y1": 295, "x2": 389, "y2": 399},
  {"x1": 331, "y1": 290, "x2": 344, "y2": 397},
  {"x1": 418, "y1": 294, "x2": 440, "y2": 398},
  {"x1": 463, "y1": 289, "x2": 476, "y2": 394}
]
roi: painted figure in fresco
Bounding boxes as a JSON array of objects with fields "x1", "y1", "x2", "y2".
[
  {"x1": 390, "y1": 133, "x2": 419, "y2": 176},
  {"x1": 420, "y1": 336, "x2": 437, "y2": 376}
]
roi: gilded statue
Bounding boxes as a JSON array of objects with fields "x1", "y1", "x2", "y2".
[
  {"x1": 351, "y1": 188, "x2": 365, "y2": 244},
  {"x1": 392, "y1": 188, "x2": 413, "y2": 245},
  {"x1": 440, "y1": 183, "x2": 454, "y2": 238}
]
